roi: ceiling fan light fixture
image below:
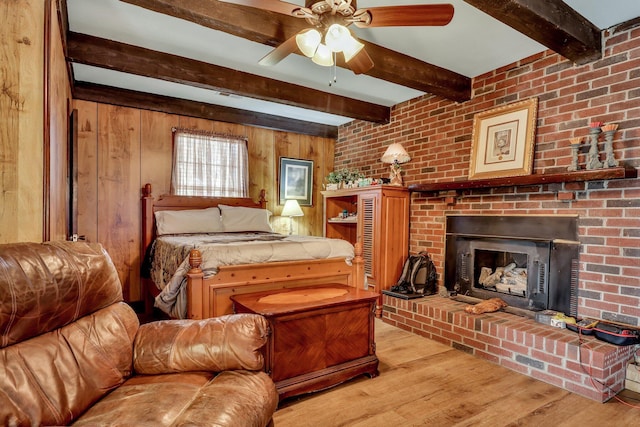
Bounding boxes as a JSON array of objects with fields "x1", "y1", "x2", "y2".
[
  {"x1": 296, "y1": 29, "x2": 322, "y2": 58},
  {"x1": 312, "y1": 43, "x2": 334, "y2": 66},
  {"x1": 324, "y1": 23, "x2": 352, "y2": 52},
  {"x1": 342, "y1": 36, "x2": 365, "y2": 62},
  {"x1": 311, "y1": 43, "x2": 333, "y2": 67}
]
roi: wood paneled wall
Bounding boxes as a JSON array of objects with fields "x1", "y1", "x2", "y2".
[
  {"x1": 74, "y1": 101, "x2": 335, "y2": 301},
  {"x1": 0, "y1": 0, "x2": 71, "y2": 244},
  {"x1": 0, "y1": 0, "x2": 45, "y2": 243}
]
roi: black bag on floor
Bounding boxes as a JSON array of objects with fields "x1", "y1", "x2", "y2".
[{"x1": 390, "y1": 251, "x2": 437, "y2": 295}]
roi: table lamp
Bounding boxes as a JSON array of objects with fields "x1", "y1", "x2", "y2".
[
  {"x1": 281, "y1": 199, "x2": 304, "y2": 235},
  {"x1": 381, "y1": 143, "x2": 411, "y2": 186}
]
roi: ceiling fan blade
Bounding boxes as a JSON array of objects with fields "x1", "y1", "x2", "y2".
[
  {"x1": 217, "y1": 0, "x2": 299, "y2": 16},
  {"x1": 345, "y1": 48, "x2": 374, "y2": 75},
  {"x1": 258, "y1": 34, "x2": 299, "y2": 66},
  {"x1": 353, "y1": 4, "x2": 454, "y2": 28}
]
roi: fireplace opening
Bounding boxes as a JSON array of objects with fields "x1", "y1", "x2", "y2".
[
  {"x1": 475, "y1": 249, "x2": 529, "y2": 297},
  {"x1": 445, "y1": 215, "x2": 580, "y2": 315}
]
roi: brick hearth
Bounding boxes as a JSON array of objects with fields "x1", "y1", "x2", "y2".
[{"x1": 382, "y1": 294, "x2": 636, "y2": 402}]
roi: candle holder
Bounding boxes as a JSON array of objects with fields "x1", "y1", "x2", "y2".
[
  {"x1": 601, "y1": 123, "x2": 619, "y2": 168},
  {"x1": 567, "y1": 137, "x2": 582, "y2": 172},
  {"x1": 586, "y1": 126, "x2": 603, "y2": 170}
]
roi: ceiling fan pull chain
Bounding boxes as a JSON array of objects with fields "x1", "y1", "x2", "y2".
[{"x1": 329, "y1": 53, "x2": 338, "y2": 87}]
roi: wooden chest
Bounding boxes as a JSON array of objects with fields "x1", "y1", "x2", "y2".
[{"x1": 231, "y1": 285, "x2": 379, "y2": 401}]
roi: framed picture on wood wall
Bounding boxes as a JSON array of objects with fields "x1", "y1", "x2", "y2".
[
  {"x1": 468, "y1": 98, "x2": 538, "y2": 180},
  {"x1": 279, "y1": 157, "x2": 313, "y2": 206}
]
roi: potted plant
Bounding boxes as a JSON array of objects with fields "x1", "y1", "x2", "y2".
[
  {"x1": 326, "y1": 168, "x2": 365, "y2": 190},
  {"x1": 344, "y1": 168, "x2": 364, "y2": 188},
  {"x1": 325, "y1": 171, "x2": 342, "y2": 190}
]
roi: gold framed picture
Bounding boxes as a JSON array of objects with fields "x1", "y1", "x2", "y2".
[{"x1": 468, "y1": 98, "x2": 538, "y2": 180}]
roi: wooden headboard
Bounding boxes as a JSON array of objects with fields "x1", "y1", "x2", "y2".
[{"x1": 141, "y1": 183, "x2": 267, "y2": 261}]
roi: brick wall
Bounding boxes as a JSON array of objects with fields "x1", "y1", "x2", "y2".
[{"x1": 337, "y1": 26, "x2": 640, "y2": 325}]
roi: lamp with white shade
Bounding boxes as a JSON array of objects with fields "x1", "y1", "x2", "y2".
[
  {"x1": 281, "y1": 199, "x2": 304, "y2": 235},
  {"x1": 381, "y1": 143, "x2": 411, "y2": 186}
]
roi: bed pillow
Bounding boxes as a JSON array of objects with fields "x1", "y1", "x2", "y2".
[
  {"x1": 219, "y1": 205, "x2": 273, "y2": 233},
  {"x1": 155, "y1": 207, "x2": 223, "y2": 235}
]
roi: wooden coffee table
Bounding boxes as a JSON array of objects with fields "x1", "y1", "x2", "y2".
[{"x1": 230, "y1": 284, "x2": 379, "y2": 401}]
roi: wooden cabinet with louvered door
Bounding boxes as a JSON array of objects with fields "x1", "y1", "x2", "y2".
[
  {"x1": 358, "y1": 192, "x2": 378, "y2": 290},
  {"x1": 322, "y1": 186, "x2": 409, "y2": 315}
]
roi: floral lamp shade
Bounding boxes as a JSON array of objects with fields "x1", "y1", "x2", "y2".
[
  {"x1": 381, "y1": 143, "x2": 410, "y2": 186},
  {"x1": 381, "y1": 143, "x2": 411, "y2": 165}
]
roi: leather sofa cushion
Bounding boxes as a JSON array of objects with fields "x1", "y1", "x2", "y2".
[
  {"x1": 0, "y1": 302, "x2": 139, "y2": 426},
  {"x1": 0, "y1": 242, "x2": 123, "y2": 348},
  {"x1": 72, "y1": 370, "x2": 278, "y2": 427},
  {"x1": 134, "y1": 314, "x2": 269, "y2": 374}
]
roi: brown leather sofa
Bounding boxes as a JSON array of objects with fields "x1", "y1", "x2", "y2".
[{"x1": 0, "y1": 241, "x2": 278, "y2": 426}]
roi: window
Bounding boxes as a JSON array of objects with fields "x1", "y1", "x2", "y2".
[{"x1": 171, "y1": 128, "x2": 249, "y2": 197}]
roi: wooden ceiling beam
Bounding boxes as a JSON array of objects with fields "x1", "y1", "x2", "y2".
[
  {"x1": 121, "y1": 0, "x2": 305, "y2": 47},
  {"x1": 120, "y1": 0, "x2": 471, "y2": 102},
  {"x1": 463, "y1": 0, "x2": 602, "y2": 64},
  {"x1": 73, "y1": 81, "x2": 338, "y2": 138},
  {"x1": 66, "y1": 32, "x2": 390, "y2": 123}
]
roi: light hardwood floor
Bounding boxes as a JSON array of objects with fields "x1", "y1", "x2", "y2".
[{"x1": 273, "y1": 319, "x2": 640, "y2": 426}]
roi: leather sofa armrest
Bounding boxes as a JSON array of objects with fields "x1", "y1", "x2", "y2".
[{"x1": 133, "y1": 313, "x2": 269, "y2": 375}]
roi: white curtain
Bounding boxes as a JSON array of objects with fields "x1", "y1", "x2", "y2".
[{"x1": 171, "y1": 129, "x2": 249, "y2": 197}]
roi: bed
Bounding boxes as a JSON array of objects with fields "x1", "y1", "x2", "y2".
[{"x1": 141, "y1": 184, "x2": 364, "y2": 319}]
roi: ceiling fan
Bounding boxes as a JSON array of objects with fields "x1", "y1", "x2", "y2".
[{"x1": 219, "y1": 0, "x2": 454, "y2": 75}]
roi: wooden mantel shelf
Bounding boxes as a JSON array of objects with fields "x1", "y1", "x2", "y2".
[{"x1": 408, "y1": 167, "x2": 637, "y2": 193}]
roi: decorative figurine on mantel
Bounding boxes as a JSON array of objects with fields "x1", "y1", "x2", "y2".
[
  {"x1": 586, "y1": 122, "x2": 603, "y2": 170},
  {"x1": 567, "y1": 136, "x2": 582, "y2": 172},
  {"x1": 601, "y1": 123, "x2": 620, "y2": 168},
  {"x1": 381, "y1": 143, "x2": 411, "y2": 186}
]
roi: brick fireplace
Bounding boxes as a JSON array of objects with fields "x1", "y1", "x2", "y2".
[
  {"x1": 336, "y1": 23, "x2": 640, "y2": 403},
  {"x1": 382, "y1": 215, "x2": 633, "y2": 403},
  {"x1": 336, "y1": 24, "x2": 639, "y2": 328}
]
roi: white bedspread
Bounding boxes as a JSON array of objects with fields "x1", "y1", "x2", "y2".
[{"x1": 150, "y1": 233, "x2": 354, "y2": 318}]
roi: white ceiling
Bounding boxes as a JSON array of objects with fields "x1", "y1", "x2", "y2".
[{"x1": 67, "y1": 0, "x2": 640, "y2": 126}]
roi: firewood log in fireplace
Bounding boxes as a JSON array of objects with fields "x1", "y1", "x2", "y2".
[{"x1": 479, "y1": 262, "x2": 527, "y2": 295}]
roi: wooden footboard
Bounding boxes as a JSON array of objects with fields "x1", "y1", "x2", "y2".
[{"x1": 186, "y1": 242, "x2": 366, "y2": 318}]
